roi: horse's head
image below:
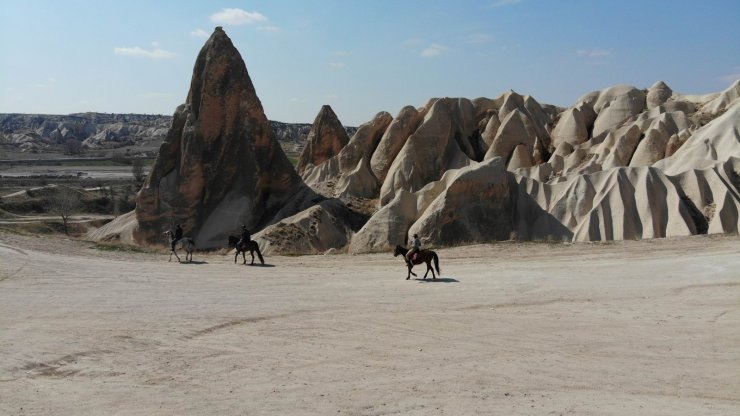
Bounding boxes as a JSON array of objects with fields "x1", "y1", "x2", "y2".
[
  {"x1": 227, "y1": 235, "x2": 238, "y2": 247},
  {"x1": 393, "y1": 245, "x2": 403, "y2": 257},
  {"x1": 164, "y1": 230, "x2": 172, "y2": 237}
]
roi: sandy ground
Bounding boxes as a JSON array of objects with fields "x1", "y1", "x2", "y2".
[{"x1": 1, "y1": 232, "x2": 739, "y2": 415}]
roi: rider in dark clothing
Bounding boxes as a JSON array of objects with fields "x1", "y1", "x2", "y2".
[
  {"x1": 237, "y1": 225, "x2": 251, "y2": 248},
  {"x1": 171, "y1": 224, "x2": 183, "y2": 251}
]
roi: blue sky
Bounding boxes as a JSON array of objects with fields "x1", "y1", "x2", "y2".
[{"x1": 1, "y1": 0, "x2": 738, "y2": 125}]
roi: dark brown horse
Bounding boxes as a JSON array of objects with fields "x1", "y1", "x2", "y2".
[
  {"x1": 228, "y1": 236, "x2": 265, "y2": 265},
  {"x1": 393, "y1": 245, "x2": 440, "y2": 280}
]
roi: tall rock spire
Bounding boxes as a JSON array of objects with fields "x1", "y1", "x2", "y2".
[
  {"x1": 135, "y1": 27, "x2": 312, "y2": 248},
  {"x1": 296, "y1": 105, "x2": 349, "y2": 175}
]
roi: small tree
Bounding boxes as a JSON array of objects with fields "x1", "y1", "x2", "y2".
[
  {"x1": 49, "y1": 188, "x2": 81, "y2": 235},
  {"x1": 131, "y1": 158, "x2": 146, "y2": 183},
  {"x1": 63, "y1": 139, "x2": 83, "y2": 156}
]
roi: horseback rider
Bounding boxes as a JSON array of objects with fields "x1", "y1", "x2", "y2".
[
  {"x1": 237, "y1": 225, "x2": 251, "y2": 249},
  {"x1": 171, "y1": 224, "x2": 183, "y2": 251},
  {"x1": 406, "y1": 233, "x2": 421, "y2": 266}
]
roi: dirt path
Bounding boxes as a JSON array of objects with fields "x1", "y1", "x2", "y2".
[{"x1": 1, "y1": 233, "x2": 739, "y2": 415}]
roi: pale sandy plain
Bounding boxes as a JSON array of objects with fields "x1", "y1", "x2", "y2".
[{"x1": 1, "y1": 232, "x2": 739, "y2": 415}]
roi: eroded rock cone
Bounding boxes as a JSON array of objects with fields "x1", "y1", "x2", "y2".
[
  {"x1": 135, "y1": 27, "x2": 312, "y2": 248},
  {"x1": 296, "y1": 105, "x2": 349, "y2": 176}
]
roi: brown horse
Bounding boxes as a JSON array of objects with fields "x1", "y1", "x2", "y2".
[
  {"x1": 228, "y1": 235, "x2": 265, "y2": 265},
  {"x1": 393, "y1": 245, "x2": 440, "y2": 280}
]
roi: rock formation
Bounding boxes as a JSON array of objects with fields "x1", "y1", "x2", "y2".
[
  {"x1": 134, "y1": 27, "x2": 319, "y2": 248},
  {"x1": 88, "y1": 34, "x2": 740, "y2": 254},
  {"x1": 295, "y1": 105, "x2": 349, "y2": 175}
]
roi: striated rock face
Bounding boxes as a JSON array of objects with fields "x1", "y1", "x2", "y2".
[
  {"x1": 296, "y1": 105, "x2": 349, "y2": 175},
  {"x1": 134, "y1": 27, "x2": 317, "y2": 248}
]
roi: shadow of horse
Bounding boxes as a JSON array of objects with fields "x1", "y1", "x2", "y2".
[
  {"x1": 413, "y1": 277, "x2": 459, "y2": 283},
  {"x1": 180, "y1": 260, "x2": 208, "y2": 265}
]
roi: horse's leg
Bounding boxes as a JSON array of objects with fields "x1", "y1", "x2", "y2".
[
  {"x1": 430, "y1": 260, "x2": 436, "y2": 279},
  {"x1": 423, "y1": 261, "x2": 430, "y2": 279},
  {"x1": 250, "y1": 250, "x2": 255, "y2": 265},
  {"x1": 173, "y1": 250, "x2": 181, "y2": 263},
  {"x1": 242, "y1": 250, "x2": 247, "y2": 265},
  {"x1": 234, "y1": 250, "x2": 238, "y2": 263},
  {"x1": 168, "y1": 250, "x2": 172, "y2": 262}
]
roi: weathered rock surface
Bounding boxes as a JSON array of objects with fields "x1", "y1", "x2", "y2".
[
  {"x1": 254, "y1": 199, "x2": 366, "y2": 255},
  {"x1": 379, "y1": 98, "x2": 481, "y2": 205},
  {"x1": 591, "y1": 85, "x2": 647, "y2": 139},
  {"x1": 303, "y1": 111, "x2": 392, "y2": 198},
  {"x1": 647, "y1": 81, "x2": 673, "y2": 109},
  {"x1": 370, "y1": 105, "x2": 425, "y2": 182},
  {"x1": 134, "y1": 27, "x2": 319, "y2": 248},
  {"x1": 296, "y1": 105, "x2": 349, "y2": 175},
  {"x1": 653, "y1": 100, "x2": 740, "y2": 175},
  {"x1": 351, "y1": 158, "x2": 515, "y2": 252}
]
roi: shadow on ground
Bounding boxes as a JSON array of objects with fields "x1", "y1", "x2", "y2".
[{"x1": 414, "y1": 277, "x2": 459, "y2": 283}]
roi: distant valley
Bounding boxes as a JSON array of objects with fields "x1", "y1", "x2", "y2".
[{"x1": 0, "y1": 112, "x2": 357, "y2": 157}]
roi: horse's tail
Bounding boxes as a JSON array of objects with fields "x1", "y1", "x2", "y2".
[
  {"x1": 255, "y1": 244, "x2": 265, "y2": 264},
  {"x1": 433, "y1": 252, "x2": 440, "y2": 274}
]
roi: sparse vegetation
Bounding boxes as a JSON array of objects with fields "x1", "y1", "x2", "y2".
[
  {"x1": 49, "y1": 187, "x2": 82, "y2": 235},
  {"x1": 132, "y1": 158, "x2": 145, "y2": 183}
]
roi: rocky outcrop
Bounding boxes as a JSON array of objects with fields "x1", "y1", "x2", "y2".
[
  {"x1": 370, "y1": 105, "x2": 426, "y2": 183},
  {"x1": 653, "y1": 100, "x2": 740, "y2": 175},
  {"x1": 591, "y1": 85, "x2": 647, "y2": 139},
  {"x1": 303, "y1": 111, "x2": 392, "y2": 198},
  {"x1": 350, "y1": 158, "x2": 515, "y2": 252},
  {"x1": 551, "y1": 107, "x2": 588, "y2": 148},
  {"x1": 134, "y1": 27, "x2": 319, "y2": 248},
  {"x1": 295, "y1": 105, "x2": 349, "y2": 175},
  {"x1": 253, "y1": 199, "x2": 366, "y2": 255},
  {"x1": 378, "y1": 98, "x2": 481, "y2": 205},
  {"x1": 647, "y1": 81, "x2": 673, "y2": 109}
]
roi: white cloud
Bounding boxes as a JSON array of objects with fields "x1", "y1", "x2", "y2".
[
  {"x1": 328, "y1": 62, "x2": 345, "y2": 69},
  {"x1": 258, "y1": 25, "x2": 280, "y2": 33},
  {"x1": 210, "y1": 8, "x2": 267, "y2": 26},
  {"x1": 190, "y1": 29, "x2": 210, "y2": 38},
  {"x1": 492, "y1": 0, "x2": 522, "y2": 7},
  {"x1": 577, "y1": 49, "x2": 611, "y2": 58},
  {"x1": 151, "y1": 41, "x2": 160, "y2": 47},
  {"x1": 114, "y1": 46, "x2": 176, "y2": 59},
  {"x1": 467, "y1": 33, "x2": 495, "y2": 44},
  {"x1": 420, "y1": 44, "x2": 448, "y2": 57}
]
